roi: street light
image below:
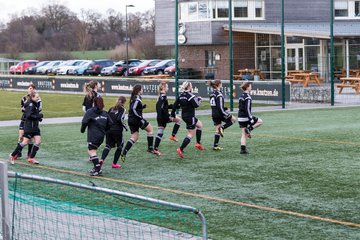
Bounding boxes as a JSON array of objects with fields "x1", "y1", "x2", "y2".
[{"x1": 125, "y1": 4, "x2": 135, "y2": 76}]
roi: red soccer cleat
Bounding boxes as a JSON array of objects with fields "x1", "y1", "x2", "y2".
[
  {"x1": 9, "y1": 154, "x2": 17, "y2": 165},
  {"x1": 169, "y1": 136, "x2": 179, "y2": 142},
  {"x1": 176, "y1": 148, "x2": 184, "y2": 158},
  {"x1": 28, "y1": 158, "x2": 39, "y2": 164},
  {"x1": 195, "y1": 143, "x2": 205, "y2": 150},
  {"x1": 153, "y1": 149, "x2": 162, "y2": 156},
  {"x1": 112, "y1": 163, "x2": 122, "y2": 169}
]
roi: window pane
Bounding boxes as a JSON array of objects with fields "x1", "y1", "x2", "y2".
[
  {"x1": 334, "y1": 0, "x2": 348, "y2": 17},
  {"x1": 256, "y1": 34, "x2": 269, "y2": 46},
  {"x1": 188, "y1": 2, "x2": 198, "y2": 20},
  {"x1": 271, "y1": 35, "x2": 281, "y2": 46},
  {"x1": 255, "y1": 0, "x2": 263, "y2": 17},
  {"x1": 287, "y1": 36, "x2": 303, "y2": 44},
  {"x1": 234, "y1": 0, "x2": 248, "y2": 18},
  {"x1": 355, "y1": 1, "x2": 360, "y2": 16},
  {"x1": 271, "y1": 47, "x2": 282, "y2": 71},
  {"x1": 217, "y1": 1, "x2": 229, "y2": 18},
  {"x1": 305, "y1": 46, "x2": 320, "y2": 72}
]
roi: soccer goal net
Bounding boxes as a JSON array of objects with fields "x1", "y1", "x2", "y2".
[{"x1": 0, "y1": 163, "x2": 207, "y2": 240}]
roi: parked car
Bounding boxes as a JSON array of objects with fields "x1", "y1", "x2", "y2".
[
  {"x1": 36, "y1": 60, "x2": 63, "y2": 75},
  {"x1": 164, "y1": 64, "x2": 176, "y2": 76},
  {"x1": 128, "y1": 59, "x2": 161, "y2": 76},
  {"x1": 100, "y1": 65, "x2": 115, "y2": 76},
  {"x1": 15, "y1": 60, "x2": 39, "y2": 74},
  {"x1": 56, "y1": 60, "x2": 86, "y2": 75},
  {"x1": 9, "y1": 63, "x2": 20, "y2": 74},
  {"x1": 111, "y1": 59, "x2": 142, "y2": 76},
  {"x1": 84, "y1": 59, "x2": 115, "y2": 76},
  {"x1": 143, "y1": 59, "x2": 175, "y2": 75},
  {"x1": 24, "y1": 61, "x2": 50, "y2": 74},
  {"x1": 67, "y1": 60, "x2": 92, "y2": 75}
]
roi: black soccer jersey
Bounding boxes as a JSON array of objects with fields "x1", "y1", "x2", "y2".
[
  {"x1": 156, "y1": 93, "x2": 171, "y2": 121},
  {"x1": 210, "y1": 90, "x2": 229, "y2": 119},
  {"x1": 107, "y1": 106, "x2": 127, "y2": 132},
  {"x1": 82, "y1": 90, "x2": 100, "y2": 112},
  {"x1": 172, "y1": 91, "x2": 201, "y2": 119},
  {"x1": 128, "y1": 95, "x2": 145, "y2": 120},
  {"x1": 238, "y1": 92, "x2": 253, "y2": 122},
  {"x1": 23, "y1": 100, "x2": 42, "y2": 132},
  {"x1": 81, "y1": 107, "x2": 111, "y2": 143},
  {"x1": 20, "y1": 95, "x2": 42, "y2": 121}
]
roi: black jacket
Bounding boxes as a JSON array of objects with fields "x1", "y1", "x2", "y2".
[
  {"x1": 210, "y1": 90, "x2": 229, "y2": 119},
  {"x1": 171, "y1": 91, "x2": 201, "y2": 119},
  {"x1": 23, "y1": 100, "x2": 43, "y2": 132},
  {"x1": 108, "y1": 106, "x2": 128, "y2": 132},
  {"x1": 156, "y1": 93, "x2": 172, "y2": 121},
  {"x1": 128, "y1": 95, "x2": 145, "y2": 121},
  {"x1": 81, "y1": 107, "x2": 111, "y2": 141},
  {"x1": 238, "y1": 92, "x2": 253, "y2": 122},
  {"x1": 82, "y1": 90, "x2": 100, "y2": 111}
]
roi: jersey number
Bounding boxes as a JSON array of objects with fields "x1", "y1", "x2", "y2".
[{"x1": 210, "y1": 98, "x2": 216, "y2": 106}]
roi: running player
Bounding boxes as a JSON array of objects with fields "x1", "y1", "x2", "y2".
[
  {"x1": 121, "y1": 85, "x2": 156, "y2": 162},
  {"x1": 171, "y1": 81, "x2": 204, "y2": 159},
  {"x1": 100, "y1": 96, "x2": 128, "y2": 169},
  {"x1": 82, "y1": 80, "x2": 100, "y2": 112},
  {"x1": 81, "y1": 97, "x2": 111, "y2": 176},
  {"x1": 153, "y1": 82, "x2": 182, "y2": 155},
  {"x1": 238, "y1": 82, "x2": 263, "y2": 154},
  {"x1": 10, "y1": 91, "x2": 43, "y2": 164},
  {"x1": 209, "y1": 80, "x2": 236, "y2": 150}
]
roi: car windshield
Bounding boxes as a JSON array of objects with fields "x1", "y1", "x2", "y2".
[{"x1": 154, "y1": 60, "x2": 172, "y2": 67}]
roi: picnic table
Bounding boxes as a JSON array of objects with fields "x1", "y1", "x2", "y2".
[
  {"x1": 287, "y1": 72, "x2": 321, "y2": 87},
  {"x1": 233, "y1": 69, "x2": 263, "y2": 80},
  {"x1": 139, "y1": 74, "x2": 171, "y2": 79},
  {"x1": 336, "y1": 77, "x2": 360, "y2": 95}
]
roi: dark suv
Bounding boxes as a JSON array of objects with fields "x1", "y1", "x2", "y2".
[
  {"x1": 112, "y1": 59, "x2": 142, "y2": 76},
  {"x1": 84, "y1": 59, "x2": 115, "y2": 76}
]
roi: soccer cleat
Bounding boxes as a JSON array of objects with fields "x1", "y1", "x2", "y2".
[
  {"x1": 99, "y1": 160, "x2": 104, "y2": 169},
  {"x1": 9, "y1": 154, "x2": 17, "y2": 165},
  {"x1": 245, "y1": 128, "x2": 252, "y2": 139},
  {"x1": 120, "y1": 155, "x2": 126, "y2": 163},
  {"x1": 212, "y1": 146, "x2": 223, "y2": 151},
  {"x1": 90, "y1": 169, "x2": 102, "y2": 176},
  {"x1": 195, "y1": 143, "x2": 205, "y2": 150},
  {"x1": 153, "y1": 149, "x2": 161, "y2": 156},
  {"x1": 240, "y1": 149, "x2": 249, "y2": 154},
  {"x1": 112, "y1": 163, "x2": 122, "y2": 169},
  {"x1": 27, "y1": 158, "x2": 39, "y2": 164},
  {"x1": 218, "y1": 126, "x2": 224, "y2": 138},
  {"x1": 169, "y1": 135, "x2": 179, "y2": 142},
  {"x1": 176, "y1": 148, "x2": 184, "y2": 159}
]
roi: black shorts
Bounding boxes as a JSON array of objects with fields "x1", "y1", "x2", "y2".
[
  {"x1": 88, "y1": 140, "x2": 103, "y2": 150},
  {"x1": 212, "y1": 115, "x2": 229, "y2": 126},
  {"x1": 105, "y1": 131, "x2": 123, "y2": 148},
  {"x1": 238, "y1": 116, "x2": 258, "y2": 128},
  {"x1": 183, "y1": 116, "x2": 198, "y2": 130},
  {"x1": 19, "y1": 120, "x2": 25, "y2": 130},
  {"x1": 23, "y1": 130, "x2": 41, "y2": 139},
  {"x1": 128, "y1": 118, "x2": 149, "y2": 134},
  {"x1": 157, "y1": 117, "x2": 171, "y2": 128}
]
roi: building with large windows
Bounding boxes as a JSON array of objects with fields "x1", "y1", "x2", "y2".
[{"x1": 155, "y1": 0, "x2": 360, "y2": 80}]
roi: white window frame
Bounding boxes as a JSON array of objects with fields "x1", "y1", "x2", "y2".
[{"x1": 335, "y1": 0, "x2": 360, "y2": 19}]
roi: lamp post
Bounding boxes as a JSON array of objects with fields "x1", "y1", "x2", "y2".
[{"x1": 125, "y1": 4, "x2": 134, "y2": 76}]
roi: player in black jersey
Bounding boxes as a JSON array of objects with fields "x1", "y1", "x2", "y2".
[
  {"x1": 153, "y1": 82, "x2": 182, "y2": 155},
  {"x1": 81, "y1": 97, "x2": 112, "y2": 176},
  {"x1": 121, "y1": 85, "x2": 156, "y2": 162},
  {"x1": 99, "y1": 96, "x2": 128, "y2": 169},
  {"x1": 15, "y1": 84, "x2": 41, "y2": 159},
  {"x1": 10, "y1": 91, "x2": 43, "y2": 165},
  {"x1": 238, "y1": 82, "x2": 263, "y2": 154},
  {"x1": 82, "y1": 80, "x2": 100, "y2": 112},
  {"x1": 208, "y1": 80, "x2": 236, "y2": 150},
  {"x1": 171, "y1": 81, "x2": 204, "y2": 159}
]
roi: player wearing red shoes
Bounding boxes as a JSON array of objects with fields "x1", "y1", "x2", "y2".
[
  {"x1": 153, "y1": 82, "x2": 182, "y2": 155},
  {"x1": 238, "y1": 82, "x2": 263, "y2": 154},
  {"x1": 121, "y1": 85, "x2": 156, "y2": 162},
  {"x1": 10, "y1": 91, "x2": 43, "y2": 165},
  {"x1": 99, "y1": 96, "x2": 128, "y2": 169},
  {"x1": 209, "y1": 80, "x2": 236, "y2": 151},
  {"x1": 171, "y1": 81, "x2": 204, "y2": 158}
]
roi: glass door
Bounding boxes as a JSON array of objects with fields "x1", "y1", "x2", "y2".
[{"x1": 286, "y1": 46, "x2": 304, "y2": 71}]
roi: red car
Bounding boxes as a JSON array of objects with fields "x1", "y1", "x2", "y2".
[
  {"x1": 128, "y1": 59, "x2": 160, "y2": 76},
  {"x1": 15, "y1": 60, "x2": 39, "y2": 74},
  {"x1": 164, "y1": 64, "x2": 176, "y2": 76}
]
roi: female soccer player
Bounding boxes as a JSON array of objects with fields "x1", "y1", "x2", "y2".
[
  {"x1": 209, "y1": 80, "x2": 236, "y2": 150},
  {"x1": 153, "y1": 82, "x2": 182, "y2": 155},
  {"x1": 15, "y1": 83, "x2": 41, "y2": 159},
  {"x1": 121, "y1": 84, "x2": 156, "y2": 162},
  {"x1": 171, "y1": 81, "x2": 204, "y2": 159},
  {"x1": 100, "y1": 96, "x2": 128, "y2": 169},
  {"x1": 81, "y1": 97, "x2": 111, "y2": 176},
  {"x1": 82, "y1": 80, "x2": 100, "y2": 112},
  {"x1": 10, "y1": 91, "x2": 43, "y2": 164},
  {"x1": 238, "y1": 82, "x2": 263, "y2": 154}
]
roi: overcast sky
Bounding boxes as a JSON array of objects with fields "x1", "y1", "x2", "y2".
[{"x1": 0, "y1": 0, "x2": 155, "y2": 23}]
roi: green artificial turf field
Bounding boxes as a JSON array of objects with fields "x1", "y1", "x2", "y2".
[{"x1": 1, "y1": 107, "x2": 360, "y2": 239}]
